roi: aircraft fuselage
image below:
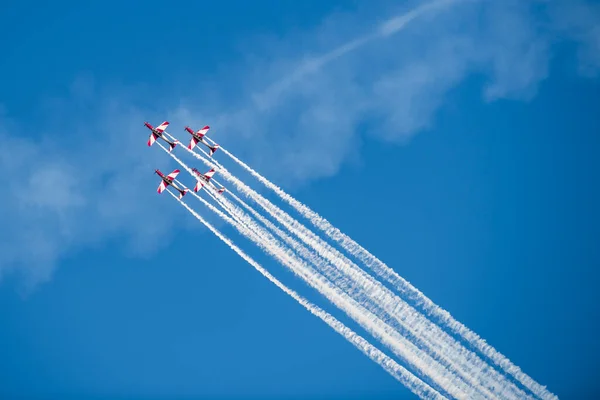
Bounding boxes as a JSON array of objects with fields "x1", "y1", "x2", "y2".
[{"x1": 156, "y1": 131, "x2": 176, "y2": 146}]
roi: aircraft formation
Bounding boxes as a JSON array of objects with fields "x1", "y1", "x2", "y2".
[{"x1": 144, "y1": 120, "x2": 225, "y2": 199}]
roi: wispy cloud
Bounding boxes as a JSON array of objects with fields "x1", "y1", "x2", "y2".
[
  {"x1": 1, "y1": 0, "x2": 598, "y2": 287},
  {"x1": 177, "y1": 0, "x2": 599, "y2": 185},
  {"x1": 0, "y1": 85, "x2": 194, "y2": 288},
  {"x1": 252, "y1": 0, "x2": 463, "y2": 109}
]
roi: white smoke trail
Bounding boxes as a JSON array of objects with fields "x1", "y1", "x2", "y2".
[
  {"x1": 174, "y1": 144, "x2": 530, "y2": 399},
  {"x1": 174, "y1": 187, "x2": 467, "y2": 398},
  {"x1": 165, "y1": 191, "x2": 446, "y2": 400},
  {"x1": 159, "y1": 147, "x2": 476, "y2": 398},
  {"x1": 207, "y1": 206, "x2": 471, "y2": 399},
  {"x1": 222, "y1": 191, "x2": 503, "y2": 399},
  {"x1": 158, "y1": 141, "x2": 537, "y2": 399},
  {"x1": 215, "y1": 146, "x2": 555, "y2": 400},
  {"x1": 221, "y1": 187, "x2": 531, "y2": 400}
]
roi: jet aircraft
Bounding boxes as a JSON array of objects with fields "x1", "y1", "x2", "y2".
[
  {"x1": 145, "y1": 121, "x2": 178, "y2": 152},
  {"x1": 184, "y1": 125, "x2": 219, "y2": 156},
  {"x1": 155, "y1": 169, "x2": 188, "y2": 199},
  {"x1": 192, "y1": 167, "x2": 225, "y2": 194}
]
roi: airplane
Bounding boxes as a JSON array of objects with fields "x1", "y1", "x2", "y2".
[
  {"x1": 184, "y1": 125, "x2": 220, "y2": 156},
  {"x1": 155, "y1": 169, "x2": 188, "y2": 199},
  {"x1": 145, "y1": 121, "x2": 178, "y2": 152},
  {"x1": 192, "y1": 167, "x2": 225, "y2": 194}
]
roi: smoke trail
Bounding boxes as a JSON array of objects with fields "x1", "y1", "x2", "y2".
[
  {"x1": 208, "y1": 205, "x2": 470, "y2": 399},
  {"x1": 221, "y1": 188, "x2": 530, "y2": 400},
  {"x1": 216, "y1": 146, "x2": 556, "y2": 400},
  {"x1": 158, "y1": 140, "x2": 537, "y2": 398},
  {"x1": 159, "y1": 146, "x2": 476, "y2": 398},
  {"x1": 166, "y1": 191, "x2": 446, "y2": 400},
  {"x1": 207, "y1": 181, "x2": 486, "y2": 398},
  {"x1": 174, "y1": 144, "x2": 531, "y2": 399}
]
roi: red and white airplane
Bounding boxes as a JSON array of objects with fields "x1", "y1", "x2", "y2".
[
  {"x1": 184, "y1": 125, "x2": 219, "y2": 156},
  {"x1": 145, "y1": 121, "x2": 178, "y2": 152},
  {"x1": 155, "y1": 169, "x2": 188, "y2": 199},
  {"x1": 192, "y1": 167, "x2": 225, "y2": 194}
]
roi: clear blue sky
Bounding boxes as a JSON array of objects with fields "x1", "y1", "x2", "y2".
[{"x1": 1, "y1": 0, "x2": 599, "y2": 398}]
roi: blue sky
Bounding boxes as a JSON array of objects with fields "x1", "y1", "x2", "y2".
[{"x1": 1, "y1": 0, "x2": 599, "y2": 398}]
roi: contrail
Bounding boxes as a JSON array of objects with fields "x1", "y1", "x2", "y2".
[
  {"x1": 173, "y1": 143, "x2": 531, "y2": 399},
  {"x1": 200, "y1": 203, "x2": 471, "y2": 399},
  {"x1": 160, "y1": 148, "x2": 471, "y2": 397},
  {"x1": 253, "y1": 0, "x2": 465, "y2": 109},
  {"x1": 166, "y1": 191, "x2": 446, "y2": 400},
  {"x1": 175, "y1": 144, "x2": 507, "y2": 398},
  {"x1": 170, "y1": 148, "x2": 536, "y2": 400},
  {"x1": 158, "y1": 140, "x2": 545, "y2": 398},
  {"x1": 218, "y1": 183, "x2": 533, "y2": 400},
  {"x1": 213, "y1": 146, "x2": 556, "y2": 400},
  {"x1": 212, "y1": 189, "x2": 487, "y2": 398},
  {"x1": 159, "y1": 144, "x2": 475, "y2": 398},
  {"x1": 222, "y1": 190, "x2": 522, "y2": 400}
]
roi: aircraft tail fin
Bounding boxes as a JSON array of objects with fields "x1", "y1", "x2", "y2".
[{"x1": 209, "y1": 144, "x2": 220, "y2": 156}]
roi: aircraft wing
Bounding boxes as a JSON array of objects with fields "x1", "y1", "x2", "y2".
[
  {"x1": 155, "y1": 121, "x2": 169, "y2": 133},
  {"x1": 166, "y1": 169, "x2": 180, "y2": 180},
  {"x1": 203, "y1": 168, "x2": 216, "y2": 181},
  {"x1": 148, "y1": 133, "x2": 158, "y2": 147},
  {"x1": 196, "y1": 125, "x2": 210, "y2": 138},
  {"x1": 188, "y1": 136, "x2": 199, "y2": 150},
  {"x1": 194, "y1": 181, "x2": 205, "y2": 192},
  {"x1": 157, "y1": 180, "x2": 168, "y2": 194}
]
